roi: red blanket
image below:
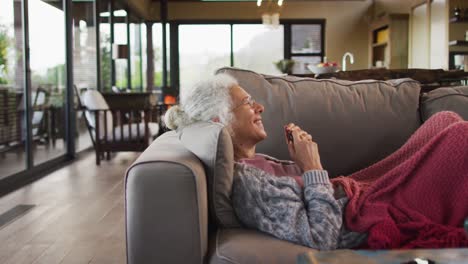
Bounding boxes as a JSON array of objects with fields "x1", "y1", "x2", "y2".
[{"x1": 332, "y1": 111, "x2": 468, "y2": 249}]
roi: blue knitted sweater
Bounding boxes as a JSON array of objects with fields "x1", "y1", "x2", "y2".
[{"x1": 231, "y1": 162, "x2": 367, "y2": 250}]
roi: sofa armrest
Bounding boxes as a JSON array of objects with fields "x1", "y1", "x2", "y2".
[{"x1": 125, "y1": 132, "x2": 208, "y2": 264}]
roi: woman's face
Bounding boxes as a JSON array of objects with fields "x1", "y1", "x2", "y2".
[{"x1": 229, "y1": 85, "x2": 267, "y2": 145}]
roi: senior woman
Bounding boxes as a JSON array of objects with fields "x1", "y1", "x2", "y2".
[{"x1": 164, "y1": 73, "x2": 468, "y2": 250}]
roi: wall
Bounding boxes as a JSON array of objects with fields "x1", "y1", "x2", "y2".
[
  {"x1": 141, "y1": 1, "x2": 374, "y2": 70},
  {"x1": 373, "y1": 0, "x2": 424, "y2": 16},
  {"x1": 410, "y1": 2, "x2": 429, "y2": 68},
  {"x1": 430, "y1": 0, "x2": 449, "y2": 69}
]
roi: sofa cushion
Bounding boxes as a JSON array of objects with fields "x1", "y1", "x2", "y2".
[
  {"x1": 208, "y1": 229, "x2": 468, "y2": 264},
  {"x1": 208, "y1": 229, "x2": 314, "y2": 264},
  {"x1": 99, "y1": 122, "x2": 159, "y2": 140},
  {"x1": 217, "y1": 67, "x2": 421, "y2": 177},
  {"x1": 178, "y1": 121, "x2": 241, "y2": 228},
  {"x1": 81, "y1": 89, "x2": 113, "y2": 137},
  {"x1": 420, "y1": 86, "x2": 468, "y2": 121}
]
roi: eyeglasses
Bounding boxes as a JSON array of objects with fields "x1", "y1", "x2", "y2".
[{"x1": 232, "y1": 96, "x2": 256, "y2": 110}]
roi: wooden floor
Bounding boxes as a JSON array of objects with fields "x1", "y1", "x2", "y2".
[
  {"x1": 0, "y1": 151, "x2": 138, "y2": 264},
  {"x1": 0, "y1": 131, "x2": 93, "y2": 179}
]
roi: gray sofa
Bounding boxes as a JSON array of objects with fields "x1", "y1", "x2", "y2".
[{"x1": 125, "y1": 67, "x2": 468, "y2": 264}]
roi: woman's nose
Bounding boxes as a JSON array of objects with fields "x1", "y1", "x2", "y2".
[{"x1": 254, "y1": 102, "x2": 264, "y2": 113}]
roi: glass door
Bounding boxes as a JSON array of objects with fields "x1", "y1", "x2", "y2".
[
  {"x1": 28, "y1": 0, "x2": 67, "y2": 166},
  {"x1": 0, "y1": 0, "x2": 26, "y2": 178}
]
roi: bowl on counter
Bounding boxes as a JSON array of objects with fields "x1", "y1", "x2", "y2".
[{"x1": 307, "y1": 64, "x2": 340, "y2": 75}]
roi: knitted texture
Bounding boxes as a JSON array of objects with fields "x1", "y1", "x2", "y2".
[
  {"x1": 231, "y1": 165, "x2": 366, "y2": 250},
  {"x1": 331, "y1": 111, "x2": 468, "y2": 249}
]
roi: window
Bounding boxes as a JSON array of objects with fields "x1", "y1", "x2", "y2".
[
  {"x1": 233, "y1": 24, "x2": 284, "y2": 75},
  {"x1": 178, "y1": 25, "x2": 231, "y2": 95},
  {"x1": 173, "y1": 20, "x2": 325, "y2": 95},
  {"x1": 114, "y1": 11, "x2": 128, "y2": 90},
  {"x1": 289, "y1": 23, "x2": 324, "y2": 74},
  {"x1": 99, "y1": 0, "x2": 111, "y2": 92},
  {"x1": 291, "y1": 24, "x2": 322, "y2": 54},
  {"x1": 152, "y1": 23, "x2": 170, "y2": 89},
  {"x1": 73, "y1": 1, "x2": 97, "y2": 152},
  {"x1": 130, "y1": 23, "x2": 143, "y2": 91}
]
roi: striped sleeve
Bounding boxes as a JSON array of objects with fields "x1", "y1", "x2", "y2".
[{"x1": 301, "y1": 170, "x2": 344, "y2": 250}]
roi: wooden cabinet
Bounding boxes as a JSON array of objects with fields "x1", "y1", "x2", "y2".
[
  {"x1": 369, "y1": 14, "x2": 409, "y2": 69},
  {"x1": 448, "y1": 16, "x2": 468, "y2": 69},
  {"x1": 449, "y1": 17, "x2": 468, "y2": 47}
]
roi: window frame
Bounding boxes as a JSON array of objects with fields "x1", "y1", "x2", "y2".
[
  {"x1": 169, "y1": 19, "x2": 326, "y2": 96},
  {"x1": 283, "y1": 19, "x2": 325, "y2": 59}
]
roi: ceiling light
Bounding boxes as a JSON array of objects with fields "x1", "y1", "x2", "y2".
[{"x1": 259, "y1": 0, "x2": 284, "y2": 28}]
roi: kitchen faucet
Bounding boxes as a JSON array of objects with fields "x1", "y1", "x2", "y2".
[{"x1": 342, "y1": 52, "x2": 354, "y2": 71}]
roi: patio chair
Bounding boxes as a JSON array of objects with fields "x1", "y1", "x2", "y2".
[
  {"x1": 31, "y1": 87, "x2": 49, "y2": 143},
  {"x1": 75, "y1": 86, "x2": 160, "y2": 165}
]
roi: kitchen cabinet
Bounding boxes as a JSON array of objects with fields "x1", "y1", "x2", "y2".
[{"x1": 369, "y1": 14, "x2": 409, "y2": 69}]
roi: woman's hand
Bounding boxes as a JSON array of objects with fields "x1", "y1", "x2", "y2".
[{"x1": 285, "y1": 123, "x2": 323, "y2": 171}]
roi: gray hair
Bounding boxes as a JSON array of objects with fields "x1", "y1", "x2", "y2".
[{"x1": 164, "y1": 73, "x2": 238, "y2": 130}]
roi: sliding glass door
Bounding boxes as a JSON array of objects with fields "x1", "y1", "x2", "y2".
[
  {"x1": 0, "y1": 0, "x2": 26, "y2": 178},
  {"x1": 0, "y1": 0, "x2": 154, "y2": 186},
  {"x1": 28, "y1": 0, "x2": 67, "y2": 166}
]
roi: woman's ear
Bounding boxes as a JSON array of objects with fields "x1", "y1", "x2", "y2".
[{"x1": 212, "y1": 117, "x2": 220, "y2": 123}]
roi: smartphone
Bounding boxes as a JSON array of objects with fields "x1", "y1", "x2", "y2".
[{"x1": 284, "y1": 126, "x2": 294, "y2": 143}]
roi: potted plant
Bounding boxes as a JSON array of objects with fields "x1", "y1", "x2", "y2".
[{"x1": 274, "y1": 59, "x2": 295, "y2": 74}]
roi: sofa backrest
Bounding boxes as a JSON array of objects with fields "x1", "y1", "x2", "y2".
[
  {"x1": 420, "y1": 86, "x2": 468, "y2": 121},
  {"x1": 218, "y1": 67, "x2": 422, "y2": 177}
]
